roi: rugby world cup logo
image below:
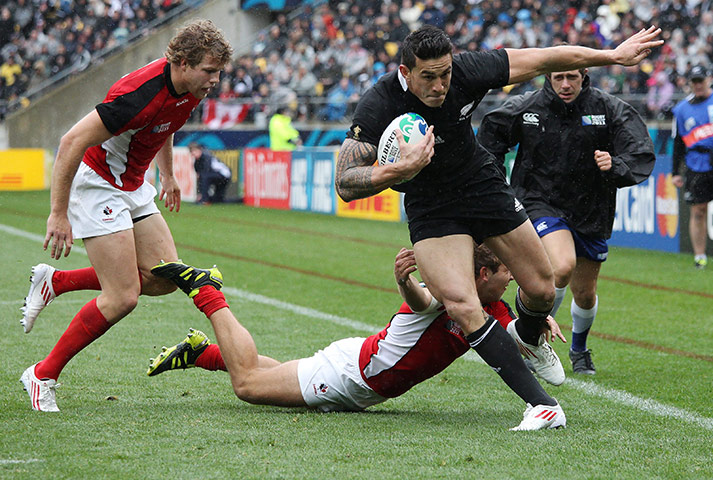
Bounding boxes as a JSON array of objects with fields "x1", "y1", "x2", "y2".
[{"x1": 399, "y1": 113, "x2": 427, "y2": 143}]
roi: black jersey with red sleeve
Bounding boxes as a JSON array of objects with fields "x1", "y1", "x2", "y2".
[{"x1": 84, "y1": 58, "x2": 201, "y2": 191}]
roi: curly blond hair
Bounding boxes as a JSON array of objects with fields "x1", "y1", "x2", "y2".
[{"x1": 165, "y1": 18, "x2": 233, "y2": 67}]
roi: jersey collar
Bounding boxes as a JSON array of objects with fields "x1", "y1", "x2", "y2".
[
  {"x1": 397, "y1": 69, "x2": 408, "y2": 92},
  {"x1": 164, "y1": 61, "x2": 189, "y2": 98}
]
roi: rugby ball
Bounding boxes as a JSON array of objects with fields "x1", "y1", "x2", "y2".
[{"x1": 377, "y1": 113, "x2": 428, "y2": 166}]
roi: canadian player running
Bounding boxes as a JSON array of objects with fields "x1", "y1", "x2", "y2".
[
  {"x1": 19, "y1": 19, "x2": 233, "y2": 412},
  {"x1": 147, "y1": 246, "x2": 567, "y2": 431}
]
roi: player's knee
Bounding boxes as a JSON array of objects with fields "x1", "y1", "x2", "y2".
[
  {"x1": 441, "y1": 297, "x2": 483, "y2": 326},
  {"x1": 691, "y1": 206, "x2": 707, "y2": 221},
  {"x1": 522, "y1": 280, "x2": 555, "y2": 307},
  {"x1": 552, "y1": 262, "x2": 575, "y2": 287},
  {"x1": 571, "y1": 287, "x2": 596, "y2": 308},
  {"x1": 107, "y1": 291, "x2": 139, "y2": 317}
]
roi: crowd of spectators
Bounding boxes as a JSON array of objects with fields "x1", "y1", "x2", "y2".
[
  {"x1": 3, "y1": 0, "x2": 713, "y2": 124},
  {"x1": 204, "y1": 0, "x2": 713, "y2": 126},
  {"x1": 0, "y1": 0, "x2": 197, "y2": 118}
]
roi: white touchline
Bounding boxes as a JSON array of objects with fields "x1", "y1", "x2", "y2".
[
  {"x1": 0, "y1": 224, "x2": 87, "y2": 255},
  {"x1": 4, "y1": 223, "x2": 712, "y2": 430},
  {"x1": 221, "y1": 292, "x2": 713, "y2": 431},
  {"x1": 0, "y1": 459, "x2": 42, "y2": 464}
]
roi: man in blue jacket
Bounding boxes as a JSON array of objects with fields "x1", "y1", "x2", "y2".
[{"x1": 672, "y1": 65, "x2": 713, "y2": 269}]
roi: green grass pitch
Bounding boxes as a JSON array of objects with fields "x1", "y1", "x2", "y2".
[{"x1": 1, "y1": 191, "x2": 712, "y2": 479}]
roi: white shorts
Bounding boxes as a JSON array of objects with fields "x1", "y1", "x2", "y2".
[
  {"x1": 68, "y1": 162, "x2": 160, "y2": 239},
  {"x1": 297, "y1": 337, "x2": 386, "y2": 412}
]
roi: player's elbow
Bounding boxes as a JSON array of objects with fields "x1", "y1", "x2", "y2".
[
  {"x1": 232, "y1": 379, "x2": 263, "y2": 405},
  {"x1": 57, "y1": 131, "x2": 79, "y2": 154},
  {"x1": 335, "y1": 181, "x2": 356, "y2": 203}
]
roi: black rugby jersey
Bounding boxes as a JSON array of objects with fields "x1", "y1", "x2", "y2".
[{"x1": 348, "y1": 49, "x2": 510, "y2": 197}]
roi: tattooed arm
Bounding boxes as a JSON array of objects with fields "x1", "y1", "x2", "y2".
[{"x1": 335, "y1": 127, "x2": 435, "y2": 202}]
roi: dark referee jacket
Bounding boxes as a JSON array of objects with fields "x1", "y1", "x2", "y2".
[{"x1": 477, "y1": 76, "x2": 655, "y2": 239}]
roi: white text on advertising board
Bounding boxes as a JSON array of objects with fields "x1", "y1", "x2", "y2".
[
  {"x1": 246, "y1": 152, "x2": 288, "y2": 200},
  {"x1": 311, "y1": 159, "x2": 333, "y2": 214},
  {"x1": 290, "y1": 158, "x2": 308, "y2": 210},
  {"x1": 613, "y1": 179, "x2": 654, "y2": 234}
]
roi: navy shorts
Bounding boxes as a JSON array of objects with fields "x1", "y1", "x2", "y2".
[
  {"x1": 406, "y1": 162, "x2": 529, "y2": 244},
  {"x1": 532, "y1": 216, "x2": 609, "y2": 262},
  {"x1": 684, "y1": 170, "x2": 713, "y2": 205}
]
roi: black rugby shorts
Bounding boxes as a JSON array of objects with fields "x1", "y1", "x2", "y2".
[
  {"x1": 684, "y1": 169, "x2": 713, "y2": 205},
  {"x1": 405, "y1": 162, "x2": 529, "y2": 244}
]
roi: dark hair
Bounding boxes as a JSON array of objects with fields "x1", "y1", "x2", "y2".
[
  {"x1": 401, "y1": 25, "x2": 453, "y2": 69},
  {"x1": 474, "y1": 244, "x2": 502, "y2": 273}
]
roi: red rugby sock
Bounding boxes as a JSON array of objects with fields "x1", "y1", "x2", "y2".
[
  {"x1": 34, "y1": 298, "x2": 112, "y2": 380},
  {"x1": 192, "y1": 286, "x2": 229, "y2": 318},
  {"x1": 53, "y1": 267, "x2": 101, "y2": 296},
  {"x1": 195, "y1": 344, "x2": 227, "y2": 371}
]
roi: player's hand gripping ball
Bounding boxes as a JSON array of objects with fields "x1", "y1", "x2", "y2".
[{"x1": 377, "y1": 113, "x2": 429, "y2": 166}]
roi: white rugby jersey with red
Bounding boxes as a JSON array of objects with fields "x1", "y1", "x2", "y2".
[
  {"x1": 84, "y1": 57, "x2": 201, "y2": 191},
  {"x1": 358, "y1": 298, "x2": 516, "y2": 398}
]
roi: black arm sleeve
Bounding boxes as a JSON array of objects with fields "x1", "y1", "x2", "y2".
[
  {"x1": 476, "y1": 96, "x2": 525, "y2": 166},
  {"x1": 605, "y1": 98, "x2": 655, "y2": 188}
]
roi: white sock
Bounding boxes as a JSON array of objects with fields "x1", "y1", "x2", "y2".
[
  {"x1": 694, "y1": 254, "x2": 707, "y2": 262},
  {"x1": 550, "y1": 286, "x2": 567, "y2": 317},
  {"x1": 571, "y1": 296, "x2": 598, "y2": 334}
]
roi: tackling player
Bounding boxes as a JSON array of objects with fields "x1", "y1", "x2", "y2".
[
  {"x1": 146, "y1": 245, "x2": 567, "y2": 431},
  {"x1": 19, "y1": 19, "x2": 233, "y2": 412}
]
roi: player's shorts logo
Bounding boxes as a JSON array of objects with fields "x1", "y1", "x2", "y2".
[
  {"x1": 514, "y1": 198, "x2": 524, "y2": 212},
  {"x1": 101, "y1": 205, "x2": 115, "y2": 222},
  {"x1": 313, "y1": 383, "x2": 329, "y2": 395}
]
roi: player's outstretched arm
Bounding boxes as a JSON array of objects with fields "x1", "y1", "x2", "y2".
[
  {"x1": 394, "y1": 248, "x2": 433, "y2": 312},
  {"x1": 506, "y1": 26, "x2": 663, "y2": 85}
]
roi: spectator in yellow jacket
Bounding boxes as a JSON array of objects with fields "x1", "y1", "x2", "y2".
[{"x1": 269, "y1": 106, "x2": 301, "y2": 151}]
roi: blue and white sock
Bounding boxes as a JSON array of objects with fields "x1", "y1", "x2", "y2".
[
  {"x1": 571, "y1": 296, "x2": 598, "y2": 352},
  {"x1": 550, "y1": 286, "x2": 567, "y2": 318}
]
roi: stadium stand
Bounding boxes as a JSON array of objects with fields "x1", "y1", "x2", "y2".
[
  {"x1": 0, "y1": 0, "x2": 205, "y2": 119},
  {"x1": 197, "y1": 0, "x2": 711, "y2": 125},
  {"x1": 2, "y1": 0, "x2": 712, "y2": 124}
]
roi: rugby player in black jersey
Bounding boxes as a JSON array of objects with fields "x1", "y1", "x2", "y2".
[{"x1": 335, "y1": 24, "x2": 661, "y2": 429}]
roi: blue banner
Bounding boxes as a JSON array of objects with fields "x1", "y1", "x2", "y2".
[
  {"x1": 175, "y1": 129, "x2": 347, "y2": 150},
  {"x1": 241, "y1": 0, "x2": 311, "y2": 10},
  {"x1": 288, "y1": 149, "x2": 336, "y2": 215}
]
